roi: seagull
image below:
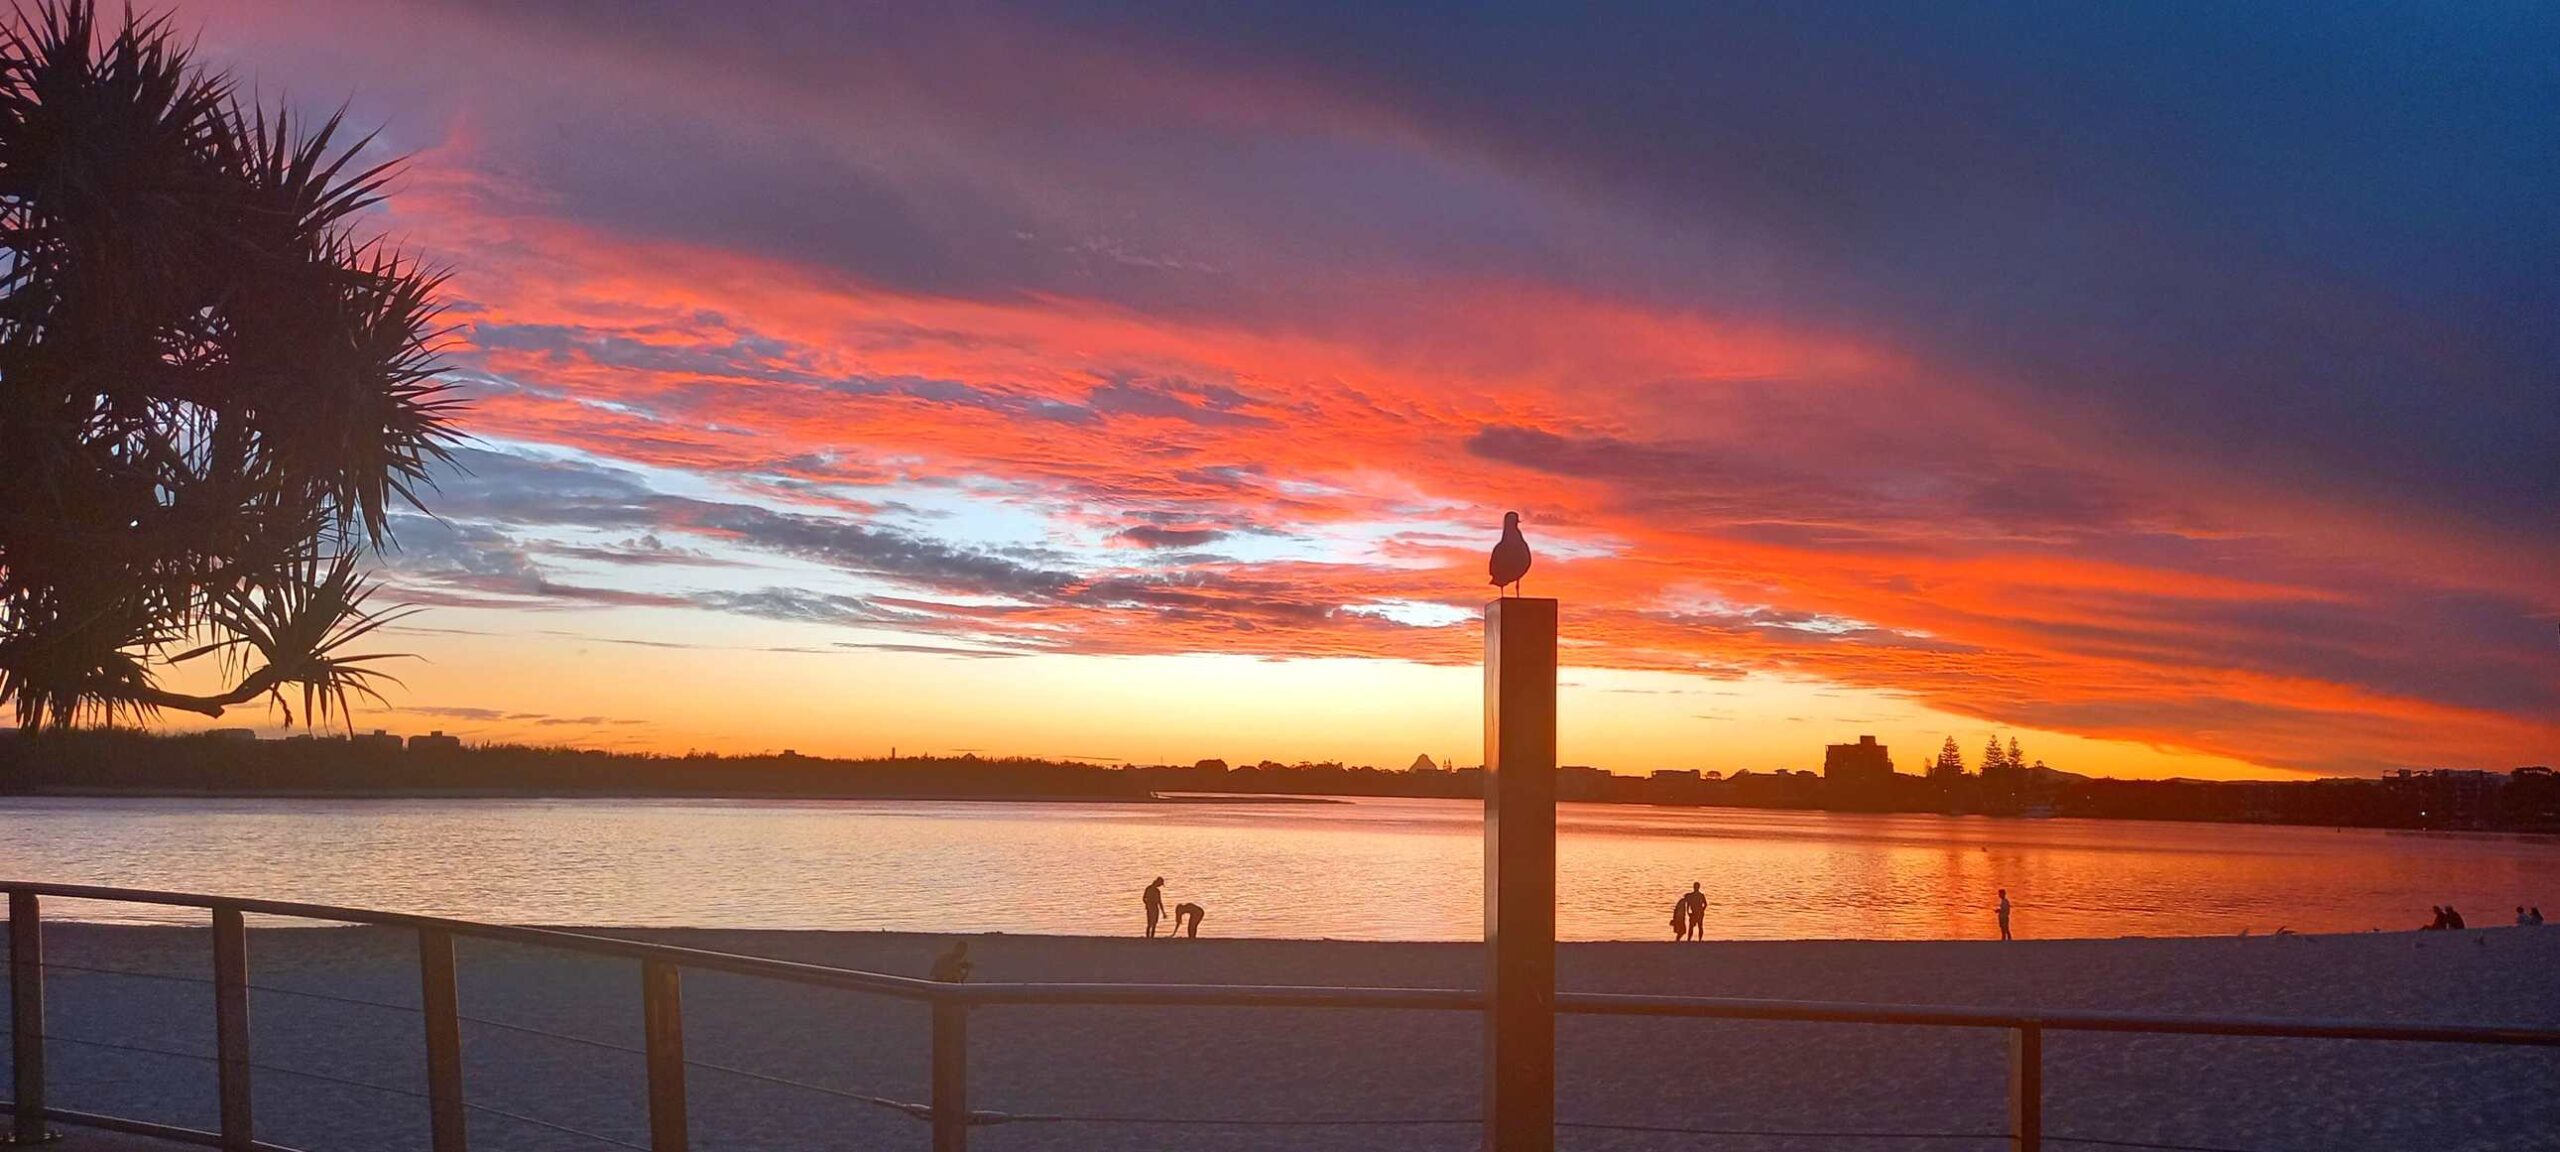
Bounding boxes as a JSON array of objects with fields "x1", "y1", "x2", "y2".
[{"x1": 1488, "y1": 511, "x2": 1532, "y2": 597}]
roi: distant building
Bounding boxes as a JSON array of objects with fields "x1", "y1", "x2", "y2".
[
  {"x1": 1650, "y1": 769, "x2": 1703, "y2": 783},
  {"x1": 1557, "y1": 764, "x2": 1610, "y2": 801},
  {"x1": 407, "y1": 730, "x2": 463, "y2": 752},
  {"x1": 1409, "y1": 753, "x2": 1443, "y2": 773},
  {"x1": 354, "y1": 729, "x2": 404, "y2": 751},
  {"x1": 2380, "y1": 768, "x2": 2504, "y2": 826},
  {"x1": 1823, "y1": 735, "x2": 1894, "y2": 785},
  {"x1": 203, "y1": 728, "x2": 258, "y2": 743}
]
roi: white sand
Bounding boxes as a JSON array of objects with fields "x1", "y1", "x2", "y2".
[{"x1": 14, "y1": 925, "x2": 2557, "y2": 1151}]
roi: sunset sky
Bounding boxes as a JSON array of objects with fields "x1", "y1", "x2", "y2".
[{"x1": 152, "y1": 2, "x2": 2558, "y2": 779}]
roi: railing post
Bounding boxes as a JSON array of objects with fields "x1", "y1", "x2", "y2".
[
  {"x1": 419, "y1": 928, "x2": 468, "y2": 1152},
  {"x1": 2009, "y1": 1023, "x2": 2042, "y2": 1152},
  {"x1": 930, "y1": 999, "x2": 968, "y2": 1152},
  {"x1": 212, "y1": 905, "x2": 253, "y2": 1152},
  {"x1": 9, "y1": 890, "x2": 53, "y2": 1145},
  {"x1": 641, "y1": 960, "x2": 687, "y2": 1152}
]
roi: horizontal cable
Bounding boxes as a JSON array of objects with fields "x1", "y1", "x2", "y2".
[
  {"x1": 40, "y1": 960, "x2": 424, "y2": 1018},
  {"x1": 39, "y1": 1032, "x2": 645, "y2": 1151},
  {"x1": 456, "y1": 1100, "x2": 650, "y2": 1152},
  {"x1": 2052, "y1": 1136, "x2": 2267, "y2": 1152},
  {"x1": 460, "y1": 1013, "x2": 642, "y2": 1057},
  {"x1": 36, "y1": 959, "x2": 209, "y2": 986},
  {"x1": 1560, "y1": 1119, "x2": 1998, "y2": 1140},
  {"x1": 455, "y1": 1013, "x2": 938, "y2": 1121},
  {"x1": 984, "y1": 1112, "x2": 1474, "y2": 1127},
  {"x1": 678, "y1": 1057, "x2": 932, "y2": 1121}
]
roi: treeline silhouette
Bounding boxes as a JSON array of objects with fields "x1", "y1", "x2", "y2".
[
  {"x1": 0, "y1": 730, "x2": 1144, "y2": 800},
  {"x1": 0, "y1": 731, "x2": 2551, "y2": 832}
]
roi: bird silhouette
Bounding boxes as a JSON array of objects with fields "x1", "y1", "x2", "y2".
[{"x1": 1489, "y1": 511, "x2": 1532, "y2": 597}]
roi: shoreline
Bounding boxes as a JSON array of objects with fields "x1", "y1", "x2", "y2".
[{"x1": 2, "y1": 787, "x2": 2550, "y2": 837}]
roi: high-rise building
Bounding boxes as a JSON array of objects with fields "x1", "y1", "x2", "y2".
[{"x1": 1823, "y1": 735, "x2": 1894, "y2": 784}]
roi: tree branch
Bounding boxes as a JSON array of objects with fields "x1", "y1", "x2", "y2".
[{"x1": 118, "y1": 666, "x2": 281, "y2": 718}]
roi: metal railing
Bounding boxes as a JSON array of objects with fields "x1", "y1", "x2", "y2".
[{"x1": 5, "y1": 879, "x2": 2558, "y2": 1152}]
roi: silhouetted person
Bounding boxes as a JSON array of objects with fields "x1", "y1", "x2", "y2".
[
  {"x1": 1174, "y1": 901, "x2": 1205, "y2": 938},
  {"x1": 1996, "y1": 889, "x2": 2013, "y2": 941},
  {"x1": 2425, "y1": 905, "x2": 2448, "y2": 930},
  {"x1": 1143, "y1": 877, "x2": 1165, "y2": 938},
  {"x1": 1676, "y1": 882, "x2": 1706, "y2": 942},
  {"x1": 2445, "y1": 905, "x2": 2466, "y2": 930},
  {"x1": 2531, "y1": 907, "x2": 2545, "y2": 926},
  {"x1": 2522, "y1": 906, "x2": 2534, "y2": 928},
  {"x1": 1668, "y1": 900, "x2": 1688, "y2": 940},
  {"x1": 930, "y1": 941, "x2": 972, "y2": 983}
]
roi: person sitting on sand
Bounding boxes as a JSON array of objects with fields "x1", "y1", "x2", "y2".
[
  {"x1": 2424, "y1": 905, "x2": 2447, "y2": 930},
  {"x1": 2533, "y1": 907, "x2": 2546, "y2": 926},
  {"x1": 1143, "y1": 877, "x2": 1166, "y2": 938},
  {"x1": 930, "y1": 941, "x2": 972, "y2": 983},
  {"x1": 2445, "y1": 905, "x2": 2467, "y2": 930},
  {"x1": 1997, "y1": 889, "x2": 2014, "y2": 941},
  {"x1": 1678, "y1": 882, "x2": 1706, "y2": 942},
  {"x1": 2522, "y1": 906, "x2": 2535, "y2": 928},
  {"x1": 1174, "y1": 901, "x2": 1205, "y2": 938}
]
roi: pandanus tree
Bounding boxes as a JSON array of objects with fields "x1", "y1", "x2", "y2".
[{"x1": 0, "y1": 2, "x2": 461, "y2": 730}]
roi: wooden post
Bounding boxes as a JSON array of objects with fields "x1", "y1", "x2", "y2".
[
  {"x1": 9, "y1": 891, "x2": 51, "y2": 1145},
  {"x1": 419, "y1": 929, "x2": 468, "y2": 1152},
  {"x1": 2010, "y1": 1024, "x2": 2043, "y2": 1152},
  {"x1": 1483, "y1": 597, "x2": 1558, "y2": 1152},
  {"x1": 930, "y1": 1000, "x2": 969, "y2": 1152},
  {"x1": 641, "y1": 960, "x2": 687, "y2": 1152},
  {"x1": 212, "y1": 905, "x2": 253, "y2": 1152}
]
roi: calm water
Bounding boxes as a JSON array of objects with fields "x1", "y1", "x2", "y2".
[{"x1": 3, "y1": 795, "x2": 2554, "y2": 940}]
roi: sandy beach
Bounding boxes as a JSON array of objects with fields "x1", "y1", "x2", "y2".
[{"x1": 15, "y1": 924, "x2": 2557, "y2": 1151}]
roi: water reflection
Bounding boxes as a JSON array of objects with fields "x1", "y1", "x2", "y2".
[{"x1": 7, "y1": 796, "x2": 2554, "y2": 940}]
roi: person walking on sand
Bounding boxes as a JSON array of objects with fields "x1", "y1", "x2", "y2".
[
  {"x1": 1997, "y1": 889, "x2": 2014, "y2": 941},
  {"x1": 1143, "y1": 877, "x2": 1166, "y2": 938},
  {"x1": 1677, "y1": 882, "x2": 1707, "y2": 942},
  {"x1": 1174, "y1": 901, "x2": 1205, "y2": 938}
]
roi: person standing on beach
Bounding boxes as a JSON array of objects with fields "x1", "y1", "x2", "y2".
[
  {"x1": 1143, "y1": 877, "x2": 1166, "y2": 938},
  {"x1": 1677, "y1": 883, "x2": 1707, "y2": 942},
  {"x1": 1996, "y1": 889, "x2": 2014, "y2": 941}
]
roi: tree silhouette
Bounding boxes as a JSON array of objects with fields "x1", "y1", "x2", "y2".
[
  {"x1": 2007, "y1": 736, "x2": 2024, "y2": 772},
  {"x1": 1982, "y1": 734, "x2": 2006, "y2": 776},
  {"x1": 1931, "y1": 736, "x2": 1966, "y2": 778},
  {"x1": 0, "y1": 2, "x2": 460, "y2": 730}
]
